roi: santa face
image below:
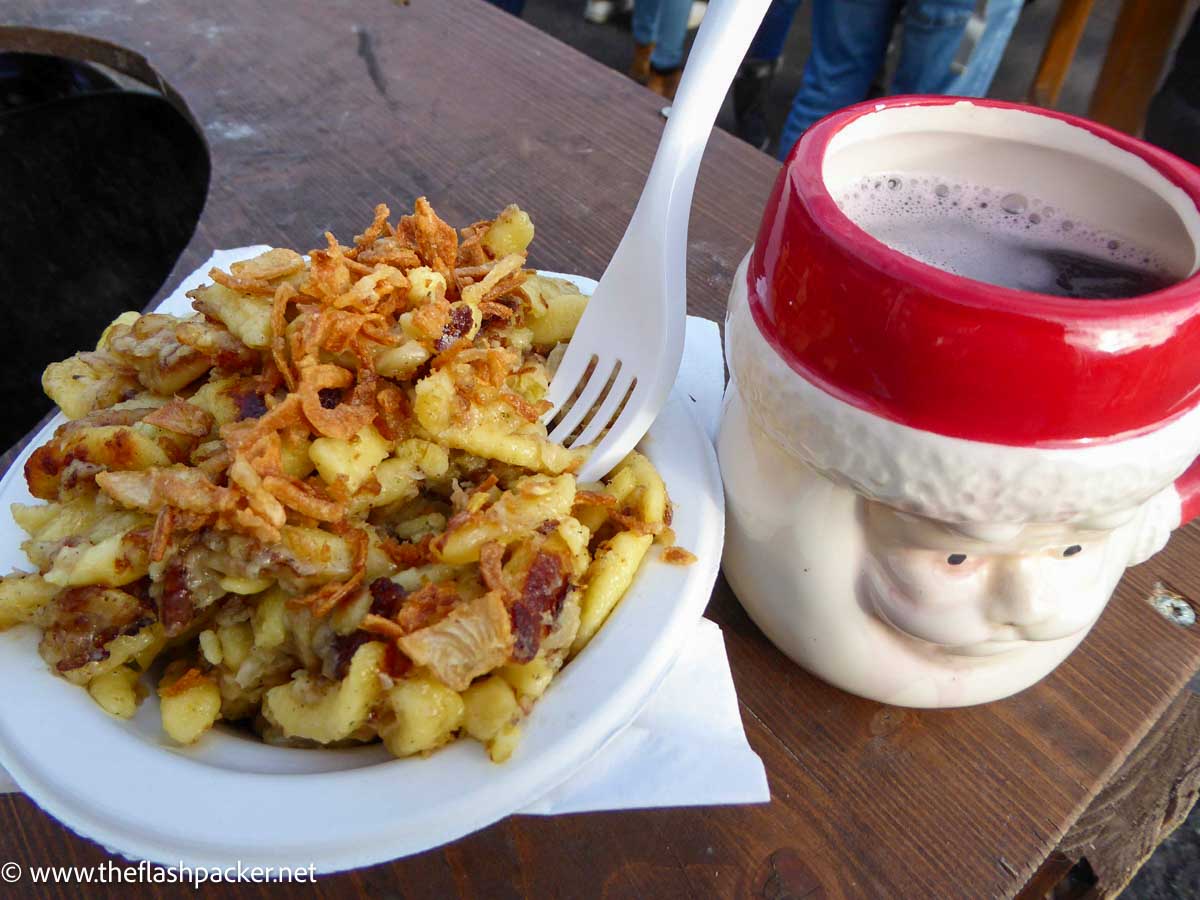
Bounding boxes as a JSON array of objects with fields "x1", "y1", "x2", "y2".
[
  {"x1": 860, "y1": 505, "x2": 1136, "y2": 658},
  {"x1": 717, "y1": 385, "x2": 1176, "y2": 707}
]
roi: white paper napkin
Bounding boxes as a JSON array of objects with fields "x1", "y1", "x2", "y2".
[{"x1": 0, "y1": 251, "x2": 768, "y2": 814}]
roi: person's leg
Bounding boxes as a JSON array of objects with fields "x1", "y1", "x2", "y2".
[
  {"x1": 777, "y1": 0, "x2": 900, "y2": 159},
  {"x1": 735, "y1": 0, "x2": 804, "y2": 150},
  {"x1": 646, "y1": 0, "x2": 693, "y2": 98},
  {"x1": 631, "y1": 0, "x2": 663, "y2": 48},
  {"x1": 748, "y1": 0, "x2": 805, "y2": 63},
  {"x1": 631, "y1": 0, "x2": 664, "y2": 83},
  {"x1": 647, "y1": 0, "x2": 692, "y2": 69},
  {"x1": 892, "y1": 0, "x2": 977, "y2": 95},
  {"x1": 947, "y1": 0, "x2": 1022, "y2": 97}
]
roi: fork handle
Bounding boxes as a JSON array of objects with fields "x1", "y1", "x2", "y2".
[{"x1": 625, "y1": 0, "x2": 775, "y2": 260}]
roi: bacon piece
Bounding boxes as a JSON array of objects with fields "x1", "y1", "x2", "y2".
[
  {"x1": 436, "y1": 304, "x2": 475, "y2": 352},
  {"x1": 326, "y1": 628, "x2": 391, "y2": 681},
  {"x1": 159, "y1": 554, "x2": 195, "y2": 637},
  {"x1": 368, "y1": 577, "x2": 407, "y2": 619},
  {"x1": 510, "y1": 552, "x2": 570, "y2": 663},
  {"x1": 479, "y1": 541, "x2": 506, "y2": 595},
  {"x1": 143, "y1": 398, "x2": 214, "y2": 437},
  {"x1": 235, "y1": 390, "x2": 270, "y2": 421}
]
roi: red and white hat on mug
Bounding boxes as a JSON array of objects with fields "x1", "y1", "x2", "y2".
[{"x1": 728, "y1": 97, "x2": 1200, "y2": 535}]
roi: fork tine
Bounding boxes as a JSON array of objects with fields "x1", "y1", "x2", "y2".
[
  {"x1": 576, "y1": 380, "x2": 658, "y2": 482},
  {"x1": 571, "y1": 369, "x2": 636, "y2": 448},
  {"x1": 547, "y1": 358, "x2": 619, "y2": 444},
  {"x1": 542, "y1": 347, "x2": 593, "y2": 423}
]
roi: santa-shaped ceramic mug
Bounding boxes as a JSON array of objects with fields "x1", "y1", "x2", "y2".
[{"x1": 720, "y1": 96, "x2": 1200, "y2": 708}]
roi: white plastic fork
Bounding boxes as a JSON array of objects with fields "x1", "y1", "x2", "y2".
[{"x1": 544, "y1": 0, "x2": 773, "y2": 482}]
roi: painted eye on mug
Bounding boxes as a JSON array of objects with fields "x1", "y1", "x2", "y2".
[
  {"x1": 1062, "y1": 545, "x2": 1082, "y2": 557},
  {"x1": 947, "y1": 553, "x2": 967, "y2": 566}
]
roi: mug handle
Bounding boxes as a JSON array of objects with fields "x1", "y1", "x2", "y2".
[{"x1": 1175, "y1": 458, "x2": 1200, "y2": 524}]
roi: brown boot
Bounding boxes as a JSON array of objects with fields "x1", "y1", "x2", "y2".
[
  {"x1": 646, "y1": 66, "x2": 682, "y2": 101},
  {"x1": 629, "y1": 43, "x2": 654, "y2": 84}
]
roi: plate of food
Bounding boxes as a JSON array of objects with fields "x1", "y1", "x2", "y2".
[{"x1": 0, "y1": 198, "x2": 723, "y2": 871}]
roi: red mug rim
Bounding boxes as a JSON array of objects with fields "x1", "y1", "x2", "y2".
[
  {"x1": 788, "y1": 95, "x2": 1200, "y2": 323},
  {"x1": 746, "y1": 95, "x2": 1200, "y2": 447}
]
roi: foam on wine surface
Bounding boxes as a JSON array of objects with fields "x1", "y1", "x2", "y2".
[{"x1": 833, "y1": 174, "x2": 1179, "y2": 299}]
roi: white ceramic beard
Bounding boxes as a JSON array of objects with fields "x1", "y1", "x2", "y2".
[{"x1": 719, "y1": 253, "x2": 1184, "y2": 708}]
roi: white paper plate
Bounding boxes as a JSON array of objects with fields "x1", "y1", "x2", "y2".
[{"x1": 0, "y1": 254, "x2": 725, "y2": 872}]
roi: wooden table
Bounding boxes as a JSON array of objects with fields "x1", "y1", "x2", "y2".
[{"x1": 4, "y1": 2, "x2": 1200, "y2": 896}]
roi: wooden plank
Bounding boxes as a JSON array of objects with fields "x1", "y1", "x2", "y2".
[
  {"x1": 1043, "y1": 686, "x2": 1200, "y2": 897},
  {"x1": 0, "y1": 1, "x2": 1199, "y2": 897},
  {"x1": 1087, "y1": 0, "x2": 1191, "y2": 133},
  {"x1": 1029, "y1": 0, "x2": 1098, "y2": 108}
]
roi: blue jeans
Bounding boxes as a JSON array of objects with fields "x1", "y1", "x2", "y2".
[
  {"x1": 748, "y1": 0, "x2": 804, "y2": 62},
  {"x1": 776, "y1": 0, "x2": 977, "y2": 159},
  {"x1": 947, "y1": 0, "x2": 1023, "y2": 96},
  {"x1": 632, "y1": 0, "x2": 693, "y2": 70}
]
